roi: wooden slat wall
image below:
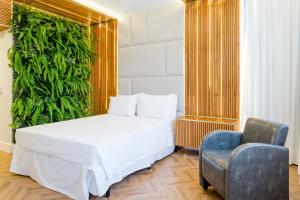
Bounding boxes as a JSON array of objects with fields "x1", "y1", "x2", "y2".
[
  {"x1": 176, "y1": 0, "x2": 240, "y2": 148},
  {"x1": 185, "y1": 0, "x2": 240, "y2": 119},
  {"x1": 90, "y1": 19, "x2": 118, "y2": 115},
  {"x1": 176, "y1": 117, "x2": 239, "y2": 149},
  {"x1": 0, "y1": 0, "x2": 11, "y2": 31}
]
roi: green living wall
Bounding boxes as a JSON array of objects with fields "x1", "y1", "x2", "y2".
[{"x1": 9, "y1": 4, "x2": 92, "y2": 131}]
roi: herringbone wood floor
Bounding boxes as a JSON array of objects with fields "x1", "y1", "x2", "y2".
[{"x1": 0, "y1": 150, "x2": 299, "y2": 200}]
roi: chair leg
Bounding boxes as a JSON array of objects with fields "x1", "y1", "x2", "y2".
[
  {"x1": 105, "y1": 188, "x2": 110, "y2": 198},
  {"x1": 202, "y1": 182, "x2": 209, "y2": 190},
  {"x1": 200, "y1": 176, "x2": 209, "y2": 190}
]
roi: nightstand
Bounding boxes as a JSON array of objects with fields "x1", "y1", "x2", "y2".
[{"x1": 175, "y1": 116, "x2": 239, "y2": 150}]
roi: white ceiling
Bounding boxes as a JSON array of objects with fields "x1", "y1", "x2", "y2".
[{"x1": 75, "y1": 0, "x2": 183, "y2": 19}]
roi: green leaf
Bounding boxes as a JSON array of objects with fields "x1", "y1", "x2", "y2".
[{"x1": 32, "y1": 106, "x2": 42, "y2": 125}]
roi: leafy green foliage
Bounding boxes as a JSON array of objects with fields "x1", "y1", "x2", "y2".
[{"x1": 9, "y1": 5, "x2": 92, "y2": 130}]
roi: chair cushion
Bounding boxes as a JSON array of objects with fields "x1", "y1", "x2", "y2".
[{"x1": 202, "y1": 150, "x2": 232, "y2": 197}]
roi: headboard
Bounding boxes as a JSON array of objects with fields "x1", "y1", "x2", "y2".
[{"x1": 117, "y1": 4, "x2": 184, "y2": 114}]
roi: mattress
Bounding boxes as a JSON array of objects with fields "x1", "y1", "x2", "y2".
[{"x1": 12, "y1": 114, "x2": 175, "y2": 199}]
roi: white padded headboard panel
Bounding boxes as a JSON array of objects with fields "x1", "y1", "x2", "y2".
[{"x1": 118, "y1": 4, "x2": 184, "y2": 113}]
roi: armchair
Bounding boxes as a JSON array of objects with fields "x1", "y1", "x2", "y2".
[{"x1": 199, "y1": 118, "x2": 289, "y2": 200}]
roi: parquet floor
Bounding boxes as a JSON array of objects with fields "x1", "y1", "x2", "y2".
[{"x1": 0, "y1": 150, "x2": 299, "y2": 200}]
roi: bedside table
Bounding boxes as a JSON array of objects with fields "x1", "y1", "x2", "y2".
[{"x1": 175, "y1": 116, "x2": 239, "y2": 150}]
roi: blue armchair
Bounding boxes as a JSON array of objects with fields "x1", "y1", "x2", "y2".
[{"x1": 199, "y1": 118, "x2": 289, "y2": 200}]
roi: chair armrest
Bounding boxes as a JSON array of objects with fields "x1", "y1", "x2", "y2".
[
  {"x1": 225, "y1": 143, "x2": 289, "y2": 200},
  {"x1": 199, "y1": 131, "x2": 242, "y2": 188},
  {"x1": 199, "y1": 131, "x2": 242, "y2": 152}
]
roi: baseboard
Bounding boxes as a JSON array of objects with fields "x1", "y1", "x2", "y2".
[{"x1": 0, "y1": 141, "x2": 13, "y2": 153}]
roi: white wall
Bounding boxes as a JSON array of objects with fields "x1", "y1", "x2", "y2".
[
  {"x1": 0, "y1": 30, "x2": 13, "y2": 153},
  {"x1": 118, "y1": 3, "x2": 185, "y2": 113}
]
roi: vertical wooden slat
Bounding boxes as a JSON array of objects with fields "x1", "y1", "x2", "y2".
[
  {"x1": 184, "y1": 0, "x2": 239, "y2": 119},
  {"x1": 0, "y1": 0, "x2": 11, "y2": 31},
  {"x1": 90, "y1": 19, "x2": 118, "y2": 115}
]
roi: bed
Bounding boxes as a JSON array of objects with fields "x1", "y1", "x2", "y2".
[{"x1": 10, "y1": 114, "x2": 175, "y2": 200}]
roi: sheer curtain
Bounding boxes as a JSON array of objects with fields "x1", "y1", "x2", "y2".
[{"x1": 240, "y1": 0, "x2": 300, "y2": 172}]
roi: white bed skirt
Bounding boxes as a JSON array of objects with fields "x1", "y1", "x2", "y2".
[{"x1": 10, "y1": 145, "x2": 174, "y2": 200}]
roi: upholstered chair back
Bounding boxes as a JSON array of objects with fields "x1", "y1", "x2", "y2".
[{"x1": 241, "y1": 118, "x2": 288, "y2": 146}]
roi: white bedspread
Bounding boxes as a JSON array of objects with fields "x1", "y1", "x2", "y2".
[{"x1": 11, "y1": 114, "x2": 175, "y2": 199}]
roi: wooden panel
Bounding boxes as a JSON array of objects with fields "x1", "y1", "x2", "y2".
[
  {"x1": 90, "y1": 19, "x2": 118, "y2": 115},
  {"x1": 176, "y1": 117, "x2": 239, "y2": 149},
  {"x1": 0, "y1": 0, "x2": 11, "y2": 31},
  {"x1": 185, "y1": 0, "x2": 240, "y2": 119},
  {"x1": 14, "y1": 0, "x2": 112, "y2": 25}
]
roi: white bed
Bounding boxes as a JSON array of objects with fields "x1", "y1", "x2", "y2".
[{"x1": 10, "y1": 114, "x2": 175, "y2": 200}]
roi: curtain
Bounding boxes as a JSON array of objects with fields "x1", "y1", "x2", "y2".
[{"x1": 240, "y1": 0, "x2": 300, "y2": 172}]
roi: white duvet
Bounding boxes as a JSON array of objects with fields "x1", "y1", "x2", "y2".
[{"x1": 11, "y1": 114, "x2": 175, "y2": 199}]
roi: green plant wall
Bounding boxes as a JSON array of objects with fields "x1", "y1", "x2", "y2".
[{"x1": 9, "y1": 4, "x2": 92, "y2": 131}]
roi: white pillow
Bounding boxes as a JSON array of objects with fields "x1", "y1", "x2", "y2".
[
  {"x1": 108, "y1": 95, "x2": 138, "y2": 117},
  {"x1": 137, "y1": 93, "x2": 177, "y2": 119}
]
